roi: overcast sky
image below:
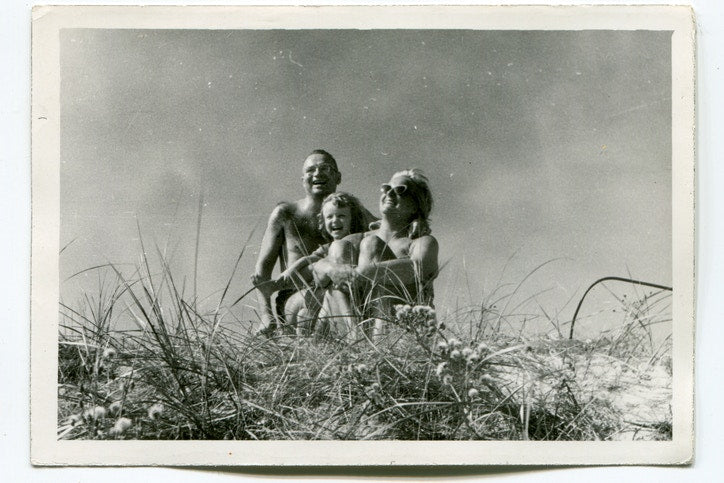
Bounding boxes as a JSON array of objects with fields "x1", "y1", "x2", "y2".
[{"x1": 59, "y1": 29, "x2": 671, "y2": 332}]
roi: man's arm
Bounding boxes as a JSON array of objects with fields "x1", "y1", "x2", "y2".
[
  {"x1": 254, "y1": 204, "x2": 288, "y2": 280},
  {"x1": 252, "y1": 204, "x2": 288, "y2": 328}
]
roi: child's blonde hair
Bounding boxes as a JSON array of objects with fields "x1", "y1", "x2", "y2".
[{"x1": 318, "y1": 192, "x2": 367, "y2": 240}]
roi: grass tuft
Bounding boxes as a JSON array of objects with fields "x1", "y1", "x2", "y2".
[{"x1": 58, "y1": 250, "x2": 672, "y2": 441}]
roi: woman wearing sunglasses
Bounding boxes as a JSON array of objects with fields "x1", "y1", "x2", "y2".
[{"x1": 313, "y1": 168, "x2": 439, "y2": 342}]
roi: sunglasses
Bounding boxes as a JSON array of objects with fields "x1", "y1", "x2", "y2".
[{"x1": 380, "y1": 183, "x2": 408, "y2": 197}]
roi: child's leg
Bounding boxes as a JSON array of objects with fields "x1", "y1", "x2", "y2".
[
  {"x1": 322, "y1": 240, "x2": 361, "y2": 341},
  {"x1": 296, "y1": 287, "x2": 324, "y2": 336},
  {"x1": 370, "y1": 288, "x2": 395, "y2": 343},
  {"x1": 319, "y1": 289, "x2": 359, "y2": 343}
]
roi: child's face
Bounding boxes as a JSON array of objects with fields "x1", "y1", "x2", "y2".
[{"x1": 322, "y1": 203, "x2": 352, "y2": 240}]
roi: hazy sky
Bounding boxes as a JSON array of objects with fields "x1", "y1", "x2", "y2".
[{"x1": 60, "y1": 29, "x2": 672, "y2": 330}]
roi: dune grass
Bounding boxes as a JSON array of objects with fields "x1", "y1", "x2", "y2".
[{"x1": 57, "y1": 247, "x2": 672, "y2": 441}]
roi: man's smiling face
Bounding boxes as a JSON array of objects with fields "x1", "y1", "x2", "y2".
[{"x1": 302, "y1": 153, "x2": 341, "y2": 197}]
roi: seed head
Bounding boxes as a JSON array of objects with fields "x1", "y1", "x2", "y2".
[
  {"x1": 395, "y1": 304, "x2": 412, "y2": 319},
  {"x1": 109, "y1": 417, "x2": 132, "y2": 436},
  {"x1": 147, "y1": 403, "x2": 164, "y2": 420},
  {"x1": 476, "y1": 342, "x2": 489, "y2": 353},
  {"x1": 442, "y1": 374, "x2": 453, "y2": 385},
  {"x1": 109, "y1": 401, "x2": 122, "y2": 415},
  {"x1": 448, "y1": 338, "x2": 462, "y2": 349},
  {"x1": 462, "y1": 347, "x2": 473, "y2": 357},
  {"x1": 94, "y1": 406, "x2": 106, "y2": 419},
  {"x1": 480, "y1": 374, "x2": 494, "y2": 384},
  {"x1": 468, "y1": 388, "x2": 480, "y2": 399},
  {"x1": 102, "y1": 347, "x2": 117, "y2": 359},
  {"x1": 436, "y1": 341, "x2": 448, "y2": 352},
  {"x1": 435, "y1": 362, "x2": 447, "y2": 377},
  {"x1": 84, "y1": 405, "x2": 106, "y2": 421},
  {"x1": 450, "y1": 349, "x2": 462, "y2": 360}
]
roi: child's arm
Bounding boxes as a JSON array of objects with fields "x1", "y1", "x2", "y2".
[{"x1": 276, "y1": 249, "x2": 326, "y2": 290}]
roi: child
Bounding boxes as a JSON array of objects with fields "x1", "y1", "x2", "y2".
[{"x1": 272, "y1": 192, "x2": 368, "y2": 335}]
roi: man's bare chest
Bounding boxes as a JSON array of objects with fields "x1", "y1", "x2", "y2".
[{"x1": 283, "y1": 213, "x2": 326, "y2": 255}]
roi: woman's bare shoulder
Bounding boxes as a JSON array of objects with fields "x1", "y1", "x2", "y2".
[
  {"x1": 410, "y1": 234, "x2": 439, "y2": 251},
  {"x1": 342, "y1": 232, "x2": 367, "y2": 245},
  {"x1": 359, "y1": 229, "x2": 384, "y2": 243}
]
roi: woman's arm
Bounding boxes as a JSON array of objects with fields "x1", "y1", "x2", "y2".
[{"x1": 357, "y1": 235, "x2": 439, "y2": 286}]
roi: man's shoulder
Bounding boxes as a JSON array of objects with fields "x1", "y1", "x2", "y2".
[{"x1": 270, "y1": 200, "x2": 303, "y2": 220}]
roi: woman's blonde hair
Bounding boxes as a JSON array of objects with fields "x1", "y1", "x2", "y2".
[
  {"x1": 318, "y1": 192, "x2": 367, "y2": 240},
  {"x1": 394, "y1": 168, "x2": 434, "y2": 239}
]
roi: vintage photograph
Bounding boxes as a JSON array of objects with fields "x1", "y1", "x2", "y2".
[{"x1": 31, "y1": 5, "x2": 694, "y2": 465}]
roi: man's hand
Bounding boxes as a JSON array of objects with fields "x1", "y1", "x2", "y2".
[
  {"x1": 251, "y1": 273, "x2": 277, "y2": 299},
  {"x1": 278, "y1": 268, "x2": 298, "y2": 287},
  {"x1": 250, "y1": 272, "x2": 265, "y2": 287}
]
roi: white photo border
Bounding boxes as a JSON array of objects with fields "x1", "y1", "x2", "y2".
[{"x1": 30, "y1": 4, "x2": 695, "y2": 466}]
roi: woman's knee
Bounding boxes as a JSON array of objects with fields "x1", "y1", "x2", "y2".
[
  {"x1": 359, "y1": 235, "x2": 393, "y2": 265},
  {"x1": 327, "y1": 239, "x2": 356, "y2": 264},
  {"x1": 360, "y1": 235, "x2": 385, "y2": 253}
]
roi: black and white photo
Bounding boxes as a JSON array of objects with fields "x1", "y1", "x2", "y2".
[{"x1": 30, "y1": 5, "x2": 695, "y2": 466}]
